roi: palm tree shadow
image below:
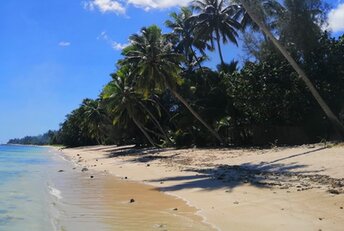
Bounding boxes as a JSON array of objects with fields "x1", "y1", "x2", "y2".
[
  {"x1": 267, "y1": 147, "x2": 327, "y2": 164},
  {"x1": 106, "y1": 147, "x2": 171, "y2": 158},
  {"x1": 151, "y1": 162, "x2": 325, "y2": 192}
]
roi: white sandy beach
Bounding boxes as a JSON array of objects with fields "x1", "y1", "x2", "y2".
[{"x1": 60, "y1": 143, "x2": 344, "y2": 231}]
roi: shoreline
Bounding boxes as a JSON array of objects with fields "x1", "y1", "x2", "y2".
[
  {"x1": 49, "y1": 146, "x2": 213, "y2": 231},
  {"x1": 59, "y1": 144, "x2": 344, "y2": 231}
]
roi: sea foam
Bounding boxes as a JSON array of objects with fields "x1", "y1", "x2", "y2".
[{"x1": 48, "y1": 186, "x2": 63, "y2": 200}]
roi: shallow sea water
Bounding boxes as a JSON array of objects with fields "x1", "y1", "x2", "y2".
[
  {"x1": 0, "y1": 145, "x2": 213, "y2": 231},
  {"x1": 0, "y1": 145, "x2": 55, "y2": 231}
]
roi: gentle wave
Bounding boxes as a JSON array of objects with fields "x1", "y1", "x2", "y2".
[{"x1": 48, "y1": 185, "x2": 63, "y2": 200}]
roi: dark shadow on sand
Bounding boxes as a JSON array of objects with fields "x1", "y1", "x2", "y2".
[
  {"x1": 150, "y1": 162, "x2": 326, "y2": 193},
  {"x1": 267, "y1": 147, "x2": 327, "y2": 164},
  {"x1": 106, "y1": 147, "x2": 172, "y2": 158}
]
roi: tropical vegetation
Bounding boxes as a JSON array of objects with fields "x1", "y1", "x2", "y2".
[{"x1": 8, "y1": 0, "x2": 344, "y2": 147}]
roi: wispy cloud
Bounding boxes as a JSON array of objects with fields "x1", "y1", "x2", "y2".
[
  {"x1": 58, "y1": 41, "x2": 71, "y2": 47},
  {"x1": 83, "y1": 0, "x2": 126, "y2": 14},
  {"x1": 112, "y1": 41, "x2": 129, "y2": 50},
  {"x1": 127, "y1": 0, "x2": 192, "y2": 11},
  {"x1": 328, "y1": 3, "x2": 344, "y2": 32},
  {"x1": 83, "y1": 0, "x2": 192, "y2": 14},
  {"x1": 97, "y1": 31, "x2": 129, "y2": 51}
]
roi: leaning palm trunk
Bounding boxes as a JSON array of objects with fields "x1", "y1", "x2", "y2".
[
  {"x1": 168, "y1": 86, "x2": 223, "y2": 143},
  {"x1": 190, "y1": 46, "x2": 204, "y2": 72},
  {"x1": 132, "y1": 116, "x2": 157, "y2": 147},
  {"x1": 215, "y1": 29, "x2": 225, "y2": 65},
  {"x1": 240, "y1": 0, "x2": 344, "y2": 137},
  {"x1": 138, "y1": 102, "x2": 172, "y2": 144}
]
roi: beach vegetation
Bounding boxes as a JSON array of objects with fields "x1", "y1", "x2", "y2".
[{"x1": 8, "y1": 0, "x2": 344, "y2": 147}]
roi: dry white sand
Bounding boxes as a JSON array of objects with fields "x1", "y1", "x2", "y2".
[{"x1": 60, "y1": 143, "x2": 344, "y2": 231}]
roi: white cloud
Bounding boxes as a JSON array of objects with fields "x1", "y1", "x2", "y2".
[
  {"x1": 97, "y1": 31, "x2": 109, "y2": 40},
  {"x1": 83, "y1": 0, "x2": 192, "y2": 14},
  {"x1": 58, "y1": 41, "x2": 71, "y2": 47},
  {"x1": 127, "y1": 0, "x2": 192, "y2": 10},
  {"x1": 328, "y1": 3, "x2": 344, "y2": 32},
  {"x1": 97, "y1": 31, "x2": 129, "y2": 51},
  {"x1": 83, "y1": 0, "x2": 126, "y2": 14},
  {"x1": 112, "y1": 41, "x2": 129, "y2": 50}
]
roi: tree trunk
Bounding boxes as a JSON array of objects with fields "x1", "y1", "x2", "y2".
[
  {"x1": 190, "y1": 46, "x2": 204, "y2": 72},
  {"x1": 240, "y1": 0, "x2": 344, "y2": 138},
  {"x1": 215, "y1": 29, "x2": 225, "y2": 66},
  {"x1": 132, "y1": 116, "x2": 157, "y2": 147},
  {"x1": 169, "y1": 87, "x2": 223, "y2": 143},
  {"x1": 139, "y1": 102, "x2": 172, "y2": 144}
]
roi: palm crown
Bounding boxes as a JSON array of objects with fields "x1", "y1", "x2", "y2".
[{"x1": 120, "y1": 25, "x2": 184, "y2": 95}]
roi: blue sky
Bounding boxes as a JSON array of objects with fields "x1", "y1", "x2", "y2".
[{"x1": 0, "y1": 0, "x2": 344, "y2": 143}]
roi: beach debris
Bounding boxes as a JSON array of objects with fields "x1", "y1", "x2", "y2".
[
  {"x1": 90, "y1": 176, "x2": 94, "y2": 179},
  {"x1": 328, "y1": 189, "x2": 340, "y2": 194},
  {"x1": 202, "y1": 165, "x2": 344, "y2": 195},
  {"x1": 58, "y1": 170, "x2": 64, "y2": 173},
  {"x1": 77, "y1": 154, "x2": 80, "y2": 156},
  {"x1": 124, "y1": 176, "x2": 128, "y2": 179},
  {"x1": 233, "y1": 201, "x2": 239, "y2": 205},
  {"x1": 173, "y1": 208, "x2": 178, "y2": 211},
  {"x1": 146, "y1": 164, "x2": 150, "y2": 167},
  {"x1": 129, "y1": 198, "x2": 135, "y2": 203},
  {"x1": 160, "y1": 181, "x2": 164, "y2": 184},
  {"x1": 81, "y1": 167, "x2": 88, "y2": 172},
  {"x1": 96, "y1": 159, "x2": 98, "y2": 161},
  {"x1": 154, "y1": 224, "x2": 167, "y2": 229},
  {"x1": 318, "y1": 217, "x2": 324, "y2": 221},
  {"x1": 340, "y1": 207, "x2": 343, "y2": 209}
]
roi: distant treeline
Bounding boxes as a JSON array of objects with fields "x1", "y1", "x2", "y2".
[
  {"x1": 7, "y1": 130, "x2": 59, "y2": 146},
  {"x1": 8, "y1": 0, "x2": 344, "y2": 148}
]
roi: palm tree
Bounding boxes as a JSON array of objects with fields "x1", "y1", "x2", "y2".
[
  {"x1": 102, "y1": 73, "x2": 158, "y2": 147},
  {"x1": 235, "y1": 0, "x2": 344, "y2": 136},
  {"x1": 81, "y1": 98, "x2": 108, "y2": 144},
  {"x1": 165, "y1": 7, "x2": 209, "y2": 71},
  {"x1": 120, "y1": 25, "x2": 223, "y2": 143},
  {"x1": 192, "y1": 0, "x2": 241, "y2": 66}
]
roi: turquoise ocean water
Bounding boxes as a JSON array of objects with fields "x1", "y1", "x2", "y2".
[
  {"x1": 0, "y1": 145, "x2": 57, "y2": 231},
  {"x1": 0, "y1": 145, "x2": 213, "y2": 231}
]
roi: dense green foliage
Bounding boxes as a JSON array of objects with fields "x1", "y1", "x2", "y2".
[
  {"x1": 7, "y1": 130, "x2": 59, "y2": 145},
  {"x1": 8, "y1": 0, "x2": 344, "y2": 147}
]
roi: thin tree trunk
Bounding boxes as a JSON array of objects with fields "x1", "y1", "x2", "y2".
[
  {"x1": 139, "y1": 102, "x2": 172, "y2": 144},
  {"x1": 169, "y1": 87, "x2": 223, "y2": 143},
  {"x1": 190, "y1": 46, "x2": 204, "y2": 72},
  {"x1": 215, "y1": 29, "x2": 225, "y2": 66},
  {"x1": 132, "y1": 116, "x2": 157, "y2": 147},
  {"x1": 241, "y1": 0, "x2": 344, "y2": 137},
  {"x1": 143, "y1": 127, "x2": 165, "y2": 139}
]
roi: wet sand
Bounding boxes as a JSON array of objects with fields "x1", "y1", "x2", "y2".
[
  {"x1": 51, "y1": 154, "x2": 213, "y2": 231},
  {"x1": 60, "y1": 144, "x2": 344, "y2": 231}
]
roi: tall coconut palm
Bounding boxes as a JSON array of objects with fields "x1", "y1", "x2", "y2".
[
  {"x1": 120, "y1": 25, "x2": 223, "y2": 143},
  {"x1": 165, "y1": 7, "x2": 209, "y2": 71},
  {"x1": 192, "y1": 0, "x2": 241, "y2": 66},
  {"x1": 235, "y1": 0, "x2": 344, "y2": 136},
  {"x1": 81, "y1": 98, "x2": 109, "y2": 144},
  {"x1": 102, "y1": 73, "x2": 158, "y2": 147}
]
